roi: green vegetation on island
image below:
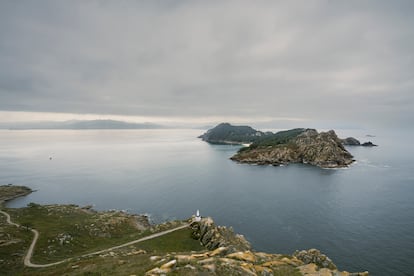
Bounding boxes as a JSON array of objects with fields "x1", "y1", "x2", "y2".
[
  {"x1": 244, "y1": 128, "x2": 306, "y2": 149},
  {"x1": 198, "y1": 123, "x2": 272, "y2": 144}
]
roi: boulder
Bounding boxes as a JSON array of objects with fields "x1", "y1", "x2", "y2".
[{"x1": 294, "y1": 249, "x2": 337, "y2": 270}]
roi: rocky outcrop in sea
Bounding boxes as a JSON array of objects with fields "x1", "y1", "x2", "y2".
[
  {"x1": 341, "y1": 137, "x2": 378, "y2": 147},
  {"x1": 232, "y1": 129, "x2": 354, "y2": 168},
  {"x1": 341, "y1": 137, "x2": 361, "y2": 146},
  {"x1": 361, "y1": 141, "x2": 377, "y2": 147}
]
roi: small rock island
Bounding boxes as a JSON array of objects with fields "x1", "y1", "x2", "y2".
[{"x1": 341, "y1": 137, "x2": 378, "y2": 147}]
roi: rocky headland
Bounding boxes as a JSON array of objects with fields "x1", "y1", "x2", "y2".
[
  {"x1": 1, "y1": 185, "x2": 368, "y2": 275},
  {"x1": 0, "y1": 184, "x2": 32, "y2": 205},
  {"x1": 147, "y1": 217, "x2": 369, "y2": 275},
  {"x1": 231, "y1": 129, "x2": 354, "y2": 168}
]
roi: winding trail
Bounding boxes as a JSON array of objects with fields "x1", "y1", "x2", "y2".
[{"x1": 0, "y1": 209, "x2": 189, "y2": 268}]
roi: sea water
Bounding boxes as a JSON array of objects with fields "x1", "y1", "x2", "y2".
[{"x1": 1, "y1": 128, "x2": 413, "y2": 275}]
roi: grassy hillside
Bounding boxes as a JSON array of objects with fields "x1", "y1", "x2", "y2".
[
  {"x1": 239, "y1": 128, "x2": 306, "y2": 152},
  {"x1": 1, "y1": 204, "x2": 201, "y2": 275}
]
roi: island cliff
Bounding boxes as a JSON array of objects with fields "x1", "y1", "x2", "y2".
[{"x1": 231, "y1": 129, "x2": 354, "y2": 168}]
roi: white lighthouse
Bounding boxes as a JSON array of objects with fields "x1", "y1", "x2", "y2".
[{"x1": 195, "y1": 209, "x2": 201, "y2": 222}]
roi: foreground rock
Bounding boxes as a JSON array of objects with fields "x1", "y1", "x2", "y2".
[
  {"x1": 147, "y1": 217, "x2": 368, "y2": 275},
  {"x1": 190, "y1": 217, "x2": 251, "y2": 253},
  {"x1": 232, "y1": 129, "x2": 354, "y2": 168}
]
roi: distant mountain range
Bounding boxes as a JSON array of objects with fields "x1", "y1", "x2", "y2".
[{"x1": 0, "y1": 120, "x2": 166, "y2": 130}]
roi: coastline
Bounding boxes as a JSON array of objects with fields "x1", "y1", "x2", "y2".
[
  {"x1": 0, "y1": 184, "x2": 368, "y2": 275},
  {"x1": 0, "y1": 184, "x2": 33, "y2": 206}
]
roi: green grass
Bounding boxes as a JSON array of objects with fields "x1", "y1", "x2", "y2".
[
  {"x1": 19, "y1": 253, "x2": 155, "y2": 276},
  {"x1": 244, "y1": 128, "x2": 306, "y2": 150},
  {"x1": 4, "y1": 204, "x2": 179, "y2": 263},
  {"x1": 137, "y1": 228, "x2": 204, "y2": 253},
  {"x1": 0, "y1": 214, "x2": 33, "y2": 275},
  {"x1": 0, "y1": 204, "x2": 207, "y2": 276}
]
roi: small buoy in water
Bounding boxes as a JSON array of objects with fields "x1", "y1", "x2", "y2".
[{"x1": 49, "y1": 156, "x2": 52, "y2": 160}]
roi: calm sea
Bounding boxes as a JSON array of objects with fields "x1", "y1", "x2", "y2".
[{"x1": 1, "y1": 129, "x2": 413, "y2": 275}]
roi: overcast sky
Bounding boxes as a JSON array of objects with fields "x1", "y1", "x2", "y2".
[{"x1": 0, "y1": 1, "x2": 413, "y2": 128}]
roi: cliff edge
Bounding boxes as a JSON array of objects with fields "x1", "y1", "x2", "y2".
[{"x1": 147, "y1": 217, "x2": 368, "y2": 275}]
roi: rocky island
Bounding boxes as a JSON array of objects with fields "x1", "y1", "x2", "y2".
[
  {"x1": 200, "y1": 124, "x2": 356, "y2": 168},
  {"x1": 231, "y1": 129, "x2": 354, "y2": 168},
  {"x1": 0, "y1": 185, "x2": 368, "y2": 275}
]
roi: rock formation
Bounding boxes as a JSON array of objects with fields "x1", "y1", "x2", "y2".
[
  {"x1": 147, "y1": 217, "x2": 369, "y2": 275},
  {"x1": 190, "y1": 217, "x2": 251, "y2": 253},
  {"x1": 232, "y1": 129, "x2": 354, "y2": 168},
  {"x1": 294, "y1": 249, "x2": 337, "y2": 270}
]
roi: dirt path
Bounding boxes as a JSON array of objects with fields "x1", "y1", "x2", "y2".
[{"x1": 0, "y1": 209, "x2": 189, "y2": 268}]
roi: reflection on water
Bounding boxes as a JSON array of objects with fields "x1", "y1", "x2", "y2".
[{"x1": 1, "y1": 129, "x2": 413, "y2": 276}]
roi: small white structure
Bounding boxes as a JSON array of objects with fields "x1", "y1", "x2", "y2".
[{"x1": 195, "y1": 209, "x2": 201, "y2": 222}]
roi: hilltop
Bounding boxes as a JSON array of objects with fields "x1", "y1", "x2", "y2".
[{"x1": 198, "y1": 123, "x2": 272, "y2": 144}]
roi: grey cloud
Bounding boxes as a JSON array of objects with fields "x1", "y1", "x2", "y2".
[{"x1": 0, "y1": 0, "x2": 413, "y2": 128}]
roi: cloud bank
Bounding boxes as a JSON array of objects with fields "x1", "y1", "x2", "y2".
[{"x1": 1, "y1": 1, "x2": 413, "y2": 128}]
